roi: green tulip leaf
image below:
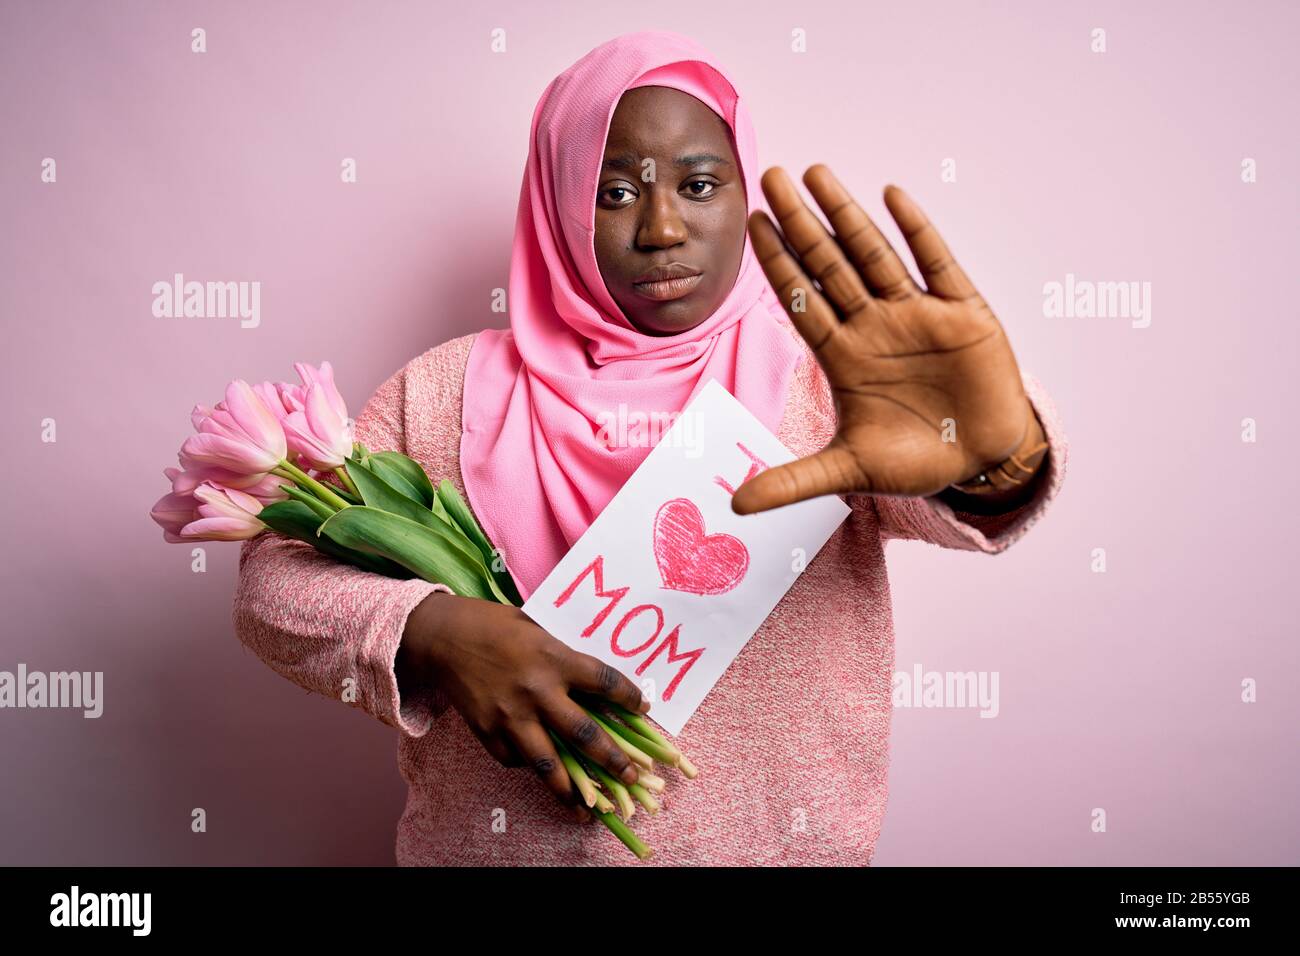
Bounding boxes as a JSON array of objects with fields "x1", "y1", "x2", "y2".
[
  {"x1": 346, "y1": 460, "x2": 442, "y2": 531},
  {"x1": 430, "y1": 495, "x2": 458, "y2": 529},
  {"x1": 346, "y1": 463, "x2": 506, "y2": 598},
  {"x1": 316, "y1": 505, "x2": 502, "y2": 600},
  {"x1": 258, "y1": 501, "x2": 407, "y2": 578},
  {"x1": 435, "y1": 479, "x2": 523, "y2": 605},
  {"x1": 369, "y1": 451, "x2": 437, "y2": 508}
]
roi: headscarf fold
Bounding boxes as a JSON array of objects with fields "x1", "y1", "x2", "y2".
[{"x1": 460, "y1": 31, "x2": 802, "y2": 600}]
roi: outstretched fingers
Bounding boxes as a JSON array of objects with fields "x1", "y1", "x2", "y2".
[
  {"x1": 882, "y1": 185, "x2": 982, "y2": 303},
  {"x1": 748, "y1": 209, "x2": 841, "y2": 354},
  {"x1": 758, "y1": 166, "x2": 875, "y2": 322},
  {"x1": 803, "y1": 165, "x2": 919, "y2": 301}
]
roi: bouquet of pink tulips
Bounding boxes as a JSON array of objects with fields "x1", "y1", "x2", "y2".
[{"x1": 150, "y1": 361, "x2": 694, "y2": 860}]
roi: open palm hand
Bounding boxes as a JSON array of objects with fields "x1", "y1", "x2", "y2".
[{"x1": 732, "y1": 165, "x2": 1038, "y2": 515}]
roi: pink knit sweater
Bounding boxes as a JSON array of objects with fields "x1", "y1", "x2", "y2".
[{"x1": 232, "y1": 322, "x2": 1067, "y2": 866}]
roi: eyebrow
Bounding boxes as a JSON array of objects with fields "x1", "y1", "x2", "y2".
[{"x1": 602, "y1": 151, "x2": 732, "y2": 170}]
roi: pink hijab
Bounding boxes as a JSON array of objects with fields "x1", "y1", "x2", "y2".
[{"x1": 460, "y1": 31, "x2": 802, "y2": 601}]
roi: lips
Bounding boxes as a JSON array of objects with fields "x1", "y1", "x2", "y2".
[
  {"x1": 632, "y1": 263, "x2": 703, "y2": 302},
  {"x1": 634, "y1": 263, "x2": 701, "y2": 284}
]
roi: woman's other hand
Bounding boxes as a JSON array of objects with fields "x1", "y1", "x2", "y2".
[
  {"x1": 733, "y1": 165, "x2": 1046, "y2": 515},
  {"x1": 397, "y1": 592, "x2": 651, "y2": 823}
]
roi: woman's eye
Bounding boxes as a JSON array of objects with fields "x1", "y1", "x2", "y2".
[
  {"x1": 684, "y1": 179, "x2": 716, "y2": 199},
  {"x1": 602, "y1": 185, "x2": 636, "y2": 206}
]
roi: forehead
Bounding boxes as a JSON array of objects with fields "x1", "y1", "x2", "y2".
[{"x1": 603, "y1": 86, "x2": 734, "y2": 156}]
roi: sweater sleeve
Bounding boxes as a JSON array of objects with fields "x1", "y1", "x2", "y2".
[
  {"x1": 866, "y1": 371, "x2": 1068, "y2": 554},
  {"x1": 231, "y1": 361, "x2": 455, "y2": 737}
]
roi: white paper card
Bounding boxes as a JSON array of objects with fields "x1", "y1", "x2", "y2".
[{"x1": 521, "y1": 378, "x2": 851, "y2": 736}]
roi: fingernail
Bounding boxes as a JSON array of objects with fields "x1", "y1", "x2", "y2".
[
  {"x1": 639, "y1": 692, "x2": 652, "y2": 713},
  {"x1": 621, "y1": 765, "x2": 639, "y2": 785}
]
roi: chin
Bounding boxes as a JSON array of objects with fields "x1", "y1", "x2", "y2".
[
  {"x1": 633, "y1": 316, "x2": 707, "y2": 336},
  {"x1": 625, "y1": 303, "x2": 712, "y2": 336}
]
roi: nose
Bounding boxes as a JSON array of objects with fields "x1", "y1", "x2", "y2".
[{"x1": 635, "y1": 188, "x2": 687, "y2": 250}]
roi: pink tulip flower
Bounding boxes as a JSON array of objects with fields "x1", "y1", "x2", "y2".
[
  {"x1": 150, "y1": 487, "x2": 201, "y2": 544},
  {"x1": 175, "y1": 482, "x2": 266, "y2": 541},
  {"x1": 237, "y1": 471, "x2": 292, "y2": 505},
  {"x1": 280, "y1": 362, "x2": 353, "y2": 471},
  {"x1": 170, "y1": 461, "x2": 261, "y2": 494},
  {"x1": 278, "y1": 362, "x2": 346, "y2": 415},
  {"x1": 253, "y1": 381, "x2": 295, "y2": 422},
  {"x1": 153, "y1": 363, "x2": 353, "y2": 546},
  {"x1": 180, "y1": 379, "x2": 287, "y2": 478},
  {"x1": 168, "y1": 464, "x2": 289, "y2": 505}
]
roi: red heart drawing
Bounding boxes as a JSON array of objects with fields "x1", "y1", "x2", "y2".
[{"x1": 653, "y1": 497, "x2": 750, "y2": 596}]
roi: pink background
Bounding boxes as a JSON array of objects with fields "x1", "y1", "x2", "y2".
[{"x1": 2, "y1": 1, "x2": 1296, "y2": 865}]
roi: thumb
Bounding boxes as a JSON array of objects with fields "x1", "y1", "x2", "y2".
[{"x1": 730, "y1": 445, "x2": 862, "y2": 515}]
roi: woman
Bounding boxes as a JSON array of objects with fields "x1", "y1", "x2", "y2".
[{"x1": 233, "y1": 30, "x2": 1066, "y2": 866}]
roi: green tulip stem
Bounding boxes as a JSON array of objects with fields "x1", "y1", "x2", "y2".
[
  {"x1": 278, "y1": 483, "x2": 335, "y2": 522},
  {"x1": 584, "y1": 708, "x2": 679, "y2": 767},
  {"x1": 579, "y1": 755, "x2": 636, "y2": 822},
  {"x1": 628, "y1": 783, "x2": 660, "y2": 815},
  {"x1": 585, "y1": 711, "x2": 654, "y2": 770},
  {"x1": 593, "y1": 810, "x2": 653, "y2": 861},
  {"x1": 334, "y1": 466, "x2": 361, "y2": 499},
  {"x1": 547, "y1": 731, "x2": 599, "y2": 808},
  {"x1": 273, "y1": 461, "x2": 352, "y2": 512}
]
